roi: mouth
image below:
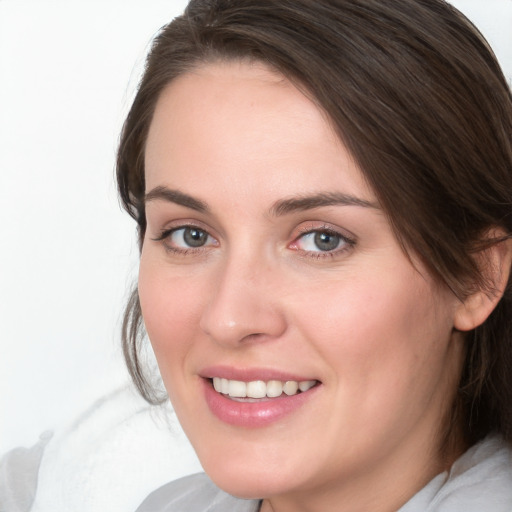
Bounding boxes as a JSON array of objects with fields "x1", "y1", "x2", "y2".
[
  {"x1": 201, "y1": 373, "x2": 321, "y2": 427},
  {"x1": 210, "y1": 377, "x2": 318, "y2": 401}
]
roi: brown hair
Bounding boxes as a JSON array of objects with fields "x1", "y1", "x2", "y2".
[{"x1": 117, "y1": 0, "x2": 512, "y2": 445}]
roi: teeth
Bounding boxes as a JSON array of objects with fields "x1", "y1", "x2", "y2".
[
  {"x1": 266, "y1": 380, "x2": 283, "y2": 398},
  {"x1": 283, "y1": 380, "x2": 299, "y2": 396},
  {"x1": 299, "y1": 380, "x2": 316, "y2": 392},
  {"x1": 211, "y1": 377, "x2": 317, "y2": 398},
  {"x1": 246, "y1": 380, "x2": 266, "y2": 398},
  {"x1": 228, "y1": 380, "x2": 246, "y2": 398}
]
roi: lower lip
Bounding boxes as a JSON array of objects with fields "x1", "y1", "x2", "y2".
[{"x1": 202, "y1": 379, "x2": 319, "y2": 427}]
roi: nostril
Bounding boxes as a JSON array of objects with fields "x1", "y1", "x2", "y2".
[{"x1": 240, "y1": 332, "x2": 265, "y2": 343}]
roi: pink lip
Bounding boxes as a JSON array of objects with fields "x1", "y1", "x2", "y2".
[
  {"x1": 200, "y1": 365, "x2": 315, "y2": 383},
  {"x1": 200, "y1": 367, "x2": 320, "y2": 428}
]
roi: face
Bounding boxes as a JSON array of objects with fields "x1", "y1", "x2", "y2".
[{"x1": 139, "y1": 61, "x2": 465, "y2": 509}]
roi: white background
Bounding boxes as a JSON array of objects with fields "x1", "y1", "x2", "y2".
[{"x1": 1, "y1": 0, "x2": 511, "y2": 454}]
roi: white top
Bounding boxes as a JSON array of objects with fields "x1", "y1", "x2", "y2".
[
  {"x1": 135, "y1": 435, "x2": 512, "y2": 512},
  {"x1": 1, "y1": 414, "x2": 511, "y2": 512}
]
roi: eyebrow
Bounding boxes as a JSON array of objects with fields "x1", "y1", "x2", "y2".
[
  {"x1": 144, "y1": 186, "x2": 379, "y2": 216},
  {"x1": 144, "y1": 186, "x2": 209, "y2": 213},
  {"x1": 270, "y1": 192, "x2": 379, "y2": 216}
]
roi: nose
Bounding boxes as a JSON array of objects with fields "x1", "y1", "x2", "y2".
[{"x1": 199, "y1": 253, "x2": 287, "y2": 347}]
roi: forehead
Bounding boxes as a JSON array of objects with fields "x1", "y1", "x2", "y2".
[{"x1": 144, "y1": 61, "x2": 373, "y2": 202}]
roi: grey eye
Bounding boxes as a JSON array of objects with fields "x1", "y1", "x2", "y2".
[
  {"x1": 182, "y1": 227, "x2": 209, "y2": 247},
  {"x1": 166, "y1": 227, "x2": 213, "y2": 249},
  {"x1": 313, "y1": 231, "x2": 342, "y2": 251},
  {"x1": 295, "y1": 230, "x2": 345, "y2": 252}
]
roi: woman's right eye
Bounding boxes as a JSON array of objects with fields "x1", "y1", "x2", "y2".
[{"x1": 153, "y1": 226, "x2": 218, "y2": 252}]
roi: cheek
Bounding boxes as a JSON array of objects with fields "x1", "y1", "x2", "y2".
[
  {"x1": 295, "y1": 273, "x2": 428, "y2": 350},
  {"x1": 137, "y1": 257, "x2": 206, "y2": 377},
  {"x1": 296, "y1": 271, "x2": 459, "y2": 464},
  {"x1": 294, "y1": 268, "x2": 456, "y2": 403}
]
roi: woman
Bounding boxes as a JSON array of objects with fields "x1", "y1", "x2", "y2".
[{"x1": 118, "y1": 0, "x2": 512, "y2": 510}]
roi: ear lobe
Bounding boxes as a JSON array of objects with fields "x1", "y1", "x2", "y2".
[
  {"x1": 454, "y1": 290, "x2": 494, "y2": 332},
  {"x1": 454, "y1": 237, "x2": 512, "y2": 332}
]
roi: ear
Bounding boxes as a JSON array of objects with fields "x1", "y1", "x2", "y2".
[{"x1": 454, "y1": 235, "x2": 512, "y2": 332}]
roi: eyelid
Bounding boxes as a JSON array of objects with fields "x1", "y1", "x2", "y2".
[
  {"x1": 151, "y1": 221, "x2": 219, "y2": 254},
  {"x1": 150, "y1": 218, "x2": 216, "y2": 240},
  {"x1": 288, "y1": 223, "x2": 356, "y2": 257},
  {"x1": 294, "y1": 222, "x2": 356, "y2": 242}
]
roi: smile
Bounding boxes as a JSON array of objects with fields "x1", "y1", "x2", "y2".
[
  {"x1": 212, "y1": 377, "x2": 317, "y2": 399},
  {"x1": 203, "y1": 374, "x2": 321, "y2": 427}
]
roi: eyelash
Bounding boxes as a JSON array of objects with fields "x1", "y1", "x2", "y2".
[
  {"x1": 290, "y1": 225, "x2": 356, "y2": 259},
  {"x1": 152, "y1": 224, "x2": 356, "y2": 259},
  {"x1": 152, "y1": 225, "x2": 217, "y2": 255}
]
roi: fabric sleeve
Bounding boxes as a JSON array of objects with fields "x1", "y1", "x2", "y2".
[{"x1": 0, "y1": 432, "x2": 52, "y2": 512}]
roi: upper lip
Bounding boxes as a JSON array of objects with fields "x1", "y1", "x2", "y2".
[{"x1": 199, "y1": 365, "x2": 319, "y2": 383}]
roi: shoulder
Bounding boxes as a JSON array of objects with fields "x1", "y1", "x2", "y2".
[
  {"x1": 435, "y1": 435, "x2": 512, "y2": 510},
  {"x1": 135, "y1": 472, "x2": 260, "y2": 512},
  {"x1": 400, "y1": 435, "x2": 512, "y2": 512},
  {"x1": 0, "y1": 431, "x2": 52, "y2": 512}
]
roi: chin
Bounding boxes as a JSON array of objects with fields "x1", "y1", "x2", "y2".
[
  {"x1": 193, "y1": 441, "x2": 298, "y2": 499},
  {"x1": 205, "y1": 466, "x2": 290, "y2": 500}
]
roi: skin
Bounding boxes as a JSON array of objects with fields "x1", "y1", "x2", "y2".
[{"x1": 139, "y1": 61, "x2": 468, "y2": 512}]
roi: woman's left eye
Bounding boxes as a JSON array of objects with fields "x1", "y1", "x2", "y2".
[{"x1": 291, "y1": 229, "x2": 354, "y2": 255}]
